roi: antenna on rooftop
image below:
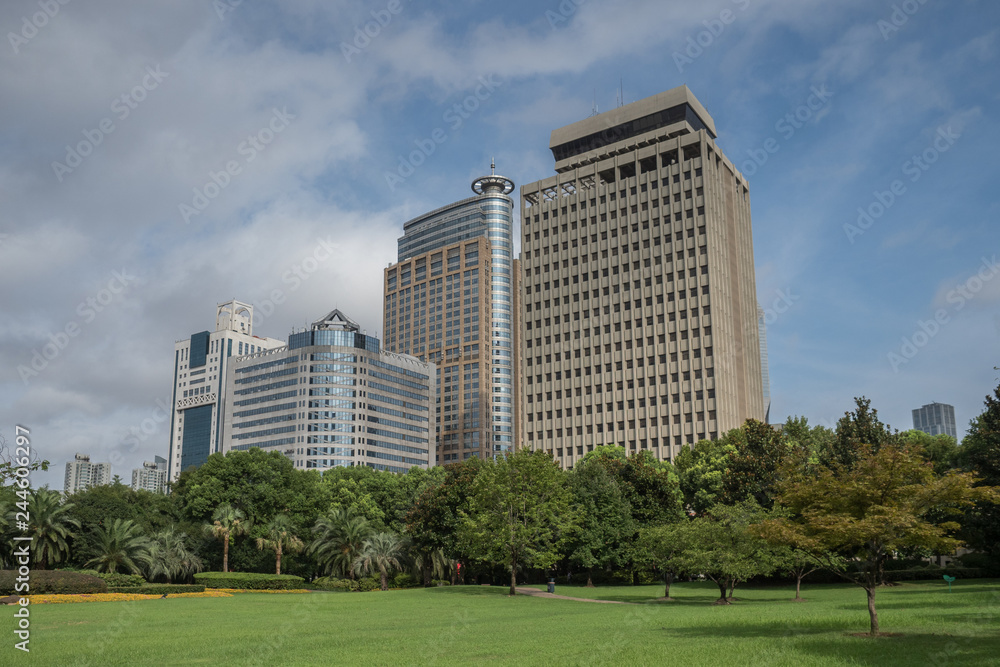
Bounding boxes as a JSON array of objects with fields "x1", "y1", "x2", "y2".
[{"x1": 590, "y1": 89, "x2": 599, "y2": 117}]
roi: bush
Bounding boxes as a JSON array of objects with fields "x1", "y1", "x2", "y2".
[
  {"x1": 108, "y1": 584, "x2": 206, "y2": 594},
  {"x1": 356, "y1": 576, "x2": 381, "y2": 592},
  {"x1": 431, "y1": 579, "x2": 451, "y2": 587},
  {"x1": 885, "y1": 567, "x2": 984, "y2": 582},
  {"x1": 391, "y1": 573, "x2": 421, "y2": 589},
  {"x1": 957, "y1": 552, "x2": 1000, "y2": 575},
  {"x1": 309, "y1": 577, "x2": 357, "y2": 591},
  {"x1": 0, "y1": 570, "x2": 107, "y2": 595},
  {"x1": 194, "y1": 572, "x2": 305, "y2": 590}
]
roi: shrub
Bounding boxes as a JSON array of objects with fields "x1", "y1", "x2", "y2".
[
  {"x1": 431, "y1": 579, "x2": 451, "y2": 587},
  {"x1": 391, "y1": 573, "x2": 421, "y2": 589},
  {"x1": 0, "y1": 570, "x2": 107, "y2": 595},
  {"x1": 194, "y1": 572, "x2": 304, "y2": 590},
  {"x1": 355, "y1": 576, "x2": 381, "y2": 592},
  {"x1": 93, "y1": 572, "x2": 147, "y2": 588},
  {"x1": 884, "y1": 567, "x2": 984, "y2": 581},
  {"x1": 957, "y1": 552, "x2": 1000, "y2": 575},
  {"x1": 108, "y1": 584, "x2": 206, "y2": 595},
  {"x1": 309, "y1": 577, "x2": 357, "y2": 591}
]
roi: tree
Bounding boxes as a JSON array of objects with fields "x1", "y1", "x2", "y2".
[
  {"x1": 900, "y1": 430, "x2": 959, "y2": 475},
  {"x1": 0, "y1": 432, "x2": 49, "y2": 490},
  {"x1": 309, "y1": 507, "x2": 372, "y2": 579},
  {"x1": 256, "y1": 514, "x2": 304, "y2": 576},
  {"x1": 782, "y1": 416, "x2": 835, "y2": 462},
  {"x1": 567, "y1": 460, "x2": 634, "y2": 586},
  {"x1": 674, "y1": 438, "x2": 735, "y2": 514},
  {"x1": 673, "y1": 500, "x2": 783, "y2": 604},
  {"x1": 352, "y1": 532, "x2": 406, "y2": 591},
  {"x1": 958, "y1": 380, "x2": 1000, "y2": 556},
  {"x1": 757, "y1": 442, "x2": 998, "y2": 635},
  {"x1": 146, "y1": 528, "x2": 204, "y2": 583},
  {"x1": 205, "y1": 503, "x2": 250, "y2": 573},
  {"x1": 18, "y1": 489, "x2": 79, "y2": 569},
  {"x1": 84, "y1": 519, "x2": 152, "y2": 575},
  {"x1": 826, "y1": 396, "x2": 896, "y2": 468},
  {"x1": 639, "y1": 523, "x2": 687, "y2": 600},
  {"x1": 721, "y1": 419, "x2": 789, "y2": 508},
  {"x1": 459, "y1": 449, "x2": 576, "y2": 596}
]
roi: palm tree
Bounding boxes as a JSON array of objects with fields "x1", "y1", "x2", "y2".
[
  {"x1": 204, "y1": 503, "x2": 249, "y2": 573},
  {"x1": 256, "y1": 514, "x2": 304, "y2": 575},
  {"x1": 147, "y1": 528, "x2": 204, "y2": 583},
  {"x1": 16, "y1": 489, "x2": 79, "y2": 569},
  {"x1": 352, "y1": 532, "x2": 406, "y2": 591},
  {"x1": 411, "y1": 547, "x2": 451, "y2": 587},
  {"x1": 309, "y1": 507, "x2": 372, "y2": 579},
  {"x1": 85, "y1": 519, "x2": 152, "y2": 575}
]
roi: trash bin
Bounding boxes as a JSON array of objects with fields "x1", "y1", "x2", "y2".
[{"x1": 547, "y1": 578, "x2": 555, "y2": 594}]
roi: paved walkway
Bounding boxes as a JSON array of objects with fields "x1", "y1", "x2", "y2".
[{"x1": 514, "y1": 587, "x2": 634, "y2": 604}]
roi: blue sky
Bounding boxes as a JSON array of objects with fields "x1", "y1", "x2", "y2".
[{"x1": 1, "y1": 0, "x2": 997, "y2": 488}]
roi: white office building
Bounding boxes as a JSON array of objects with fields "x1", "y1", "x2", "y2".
[{"x1": 167, "y1": 300, "x2": 285, "y2": 481}]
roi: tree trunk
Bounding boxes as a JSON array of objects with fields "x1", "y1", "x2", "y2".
[
  {"x1": 716, "y1": 580, "x2": 729, "y2": 604},
  {"x1": 423, "y1": 562, "x2": 432, "y2": 587},
  {"x1": 223, "y1": 536, "x2": 229, "y2": 573},
  {"x1": 728, "y1": 579, "x2": 736, "y2": 601},
  {"x1": 509, "y1": 561, "x2": 517, "y2": 596},
  {"x1": 276, "y1": 545, "x2": 282, "y2": 576},
  {"x1": 586, "y1": 567, "x2": 595, "y2": 588},
  {"x1": 632, "y1": 570, "x2": 640, "y2": 586},
  {"x1": 663, "y1": 571, "x2": 674, "y2": 599},
  {"x1": 795, "y1": 574, "x2": 803, "y2": 600},
  {"x1": 866, "y1": 586, "x2": 879, "y2": 635},
  {"x1": 381, "y1": 572, "x2": 388, "y2": 591}
]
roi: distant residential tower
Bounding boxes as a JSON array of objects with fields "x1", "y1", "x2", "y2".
[{"x1": 912, "y1": 402, "x2": 957, "y2": 439}]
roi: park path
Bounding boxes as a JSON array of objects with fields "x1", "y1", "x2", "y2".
[{"x1": 515, "y1": 587, "x2": 635, "y2": 604}]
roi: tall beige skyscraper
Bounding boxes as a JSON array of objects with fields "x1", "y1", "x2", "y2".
[{"x1": 519, "y1": 85, "x2": 764, "y2": 467}]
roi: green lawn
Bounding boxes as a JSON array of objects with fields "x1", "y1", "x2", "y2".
[{"x1": 4, "y1": 579, "x2": 999, "y2": 665}]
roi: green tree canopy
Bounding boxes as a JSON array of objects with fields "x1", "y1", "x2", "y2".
[{"x1": 567, "y1": 459, "x2": 634, "y2": 586}]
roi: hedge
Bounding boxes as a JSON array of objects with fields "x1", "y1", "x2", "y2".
[
  {"x1": 108, "y1": 584, "x2": 206, "y2": 595},
  {"x1": 884, "y1": 567, "x2": 984, "y2": 582},
  {"x1": 0, "y1": 570, "x2": 107, "y2": 595},
  {"x1": 71, "y1": 570, "x2": 147, "y2": 588},
  {"x1": 194, "y1": 572, "x2": 305, "y2": 590},
  {"x1": 308, "y1": 576, "x2": 380, "y2": 592}
]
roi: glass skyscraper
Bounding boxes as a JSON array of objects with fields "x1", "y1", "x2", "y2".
[{"x1": 385, "y1": 164, "x2": 518, "y2": 461}]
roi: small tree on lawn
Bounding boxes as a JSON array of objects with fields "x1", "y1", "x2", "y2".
[
  {"x1": 352, "y1": 532, "x2": 406, "y2": 591},
  {"x1": 639, "y1": 523, "x2": 687, "y2": 600},
  {"x1": 757, "y1": 442, "x2": 998, "y2": 635}
]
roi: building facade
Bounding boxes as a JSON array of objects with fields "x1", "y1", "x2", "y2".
[
  {"x1": 64, "y1": 453, "x2": 111, "y2": 494},
  {"x1": 131, "y1": 456, "x2": 168, "y2": 494},
  {"x1": 912, "y1": 402, "x2": 957, "y2": 439},
  {"x1": 167, "y1": 300, "x2": 285, "y2": 481},
  {"x1": 383, "y1": 166, "x2": 518, "y2": 463},
  {"x1": 519, "y1": 85, "x2": 765, "y2": 467},
  {"x1": 222, "y1": 309, "x2": 436, "y2": 473}
]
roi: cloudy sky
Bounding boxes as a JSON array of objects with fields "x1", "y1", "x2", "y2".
[{"x1": 2, "y1": 0, "x2": 997, "y2": 488}]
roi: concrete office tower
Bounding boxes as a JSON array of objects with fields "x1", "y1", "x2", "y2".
[
  {"x1": 167, "y1": 300, "x2": 285, "y2": 481},
  {"x1": 131, "y1": 456, "x2": 168, "y2": 494},
  {"x1": 222, "y1": 309, "x2": 436, "y2": 472},
  {"x1": 384, "y1": 164, "x2": 518, "y2": 463},
  {"x1": 912, "y1": 402, "x2": 957, "y2": 439},
  {"x1": 520, "y1": 85, "x2": 765, "y2": 467},
  {"x1": 758, "y1": 304, "x2": 771, "y2": 424},
  {"x1": 64, "y1": 453, "x2": 111, "y2": 494}
]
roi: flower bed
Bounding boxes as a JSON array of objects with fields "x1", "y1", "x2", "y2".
[{"x1": 27, "y1": 591, "x2": 234, "y2": 604}]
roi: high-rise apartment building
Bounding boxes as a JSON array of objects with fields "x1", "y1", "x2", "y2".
[
  {"x1": 222, "y1": 309, "x2": 436, "y2": 472},
  {"x1": 167, "y1": 300, "x2": 285, "y2": 481},
  {"x1": 520, "y1": 85, "x2": 765, "y2": 467},
  {"x1": 383, "y1": 166, "x2": 518, "y2": 463},
  {"x1": 912, "y1": 402, "x2": 957, "y2": 439},
  {"x1": 64, "y1": 453, "x2": 111, "y2": 494},
  {"x1": 131, "y1": 456, "x2": 168, "y2": 494}
]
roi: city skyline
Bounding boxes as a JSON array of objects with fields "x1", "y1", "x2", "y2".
[{"x1": 3, "y1": 1, "x2": 998, "y2": 489}]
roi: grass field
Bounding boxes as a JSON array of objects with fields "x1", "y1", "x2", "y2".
[{"x1": 3, "y1": 579, "x2": 998, "y2": 665}]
